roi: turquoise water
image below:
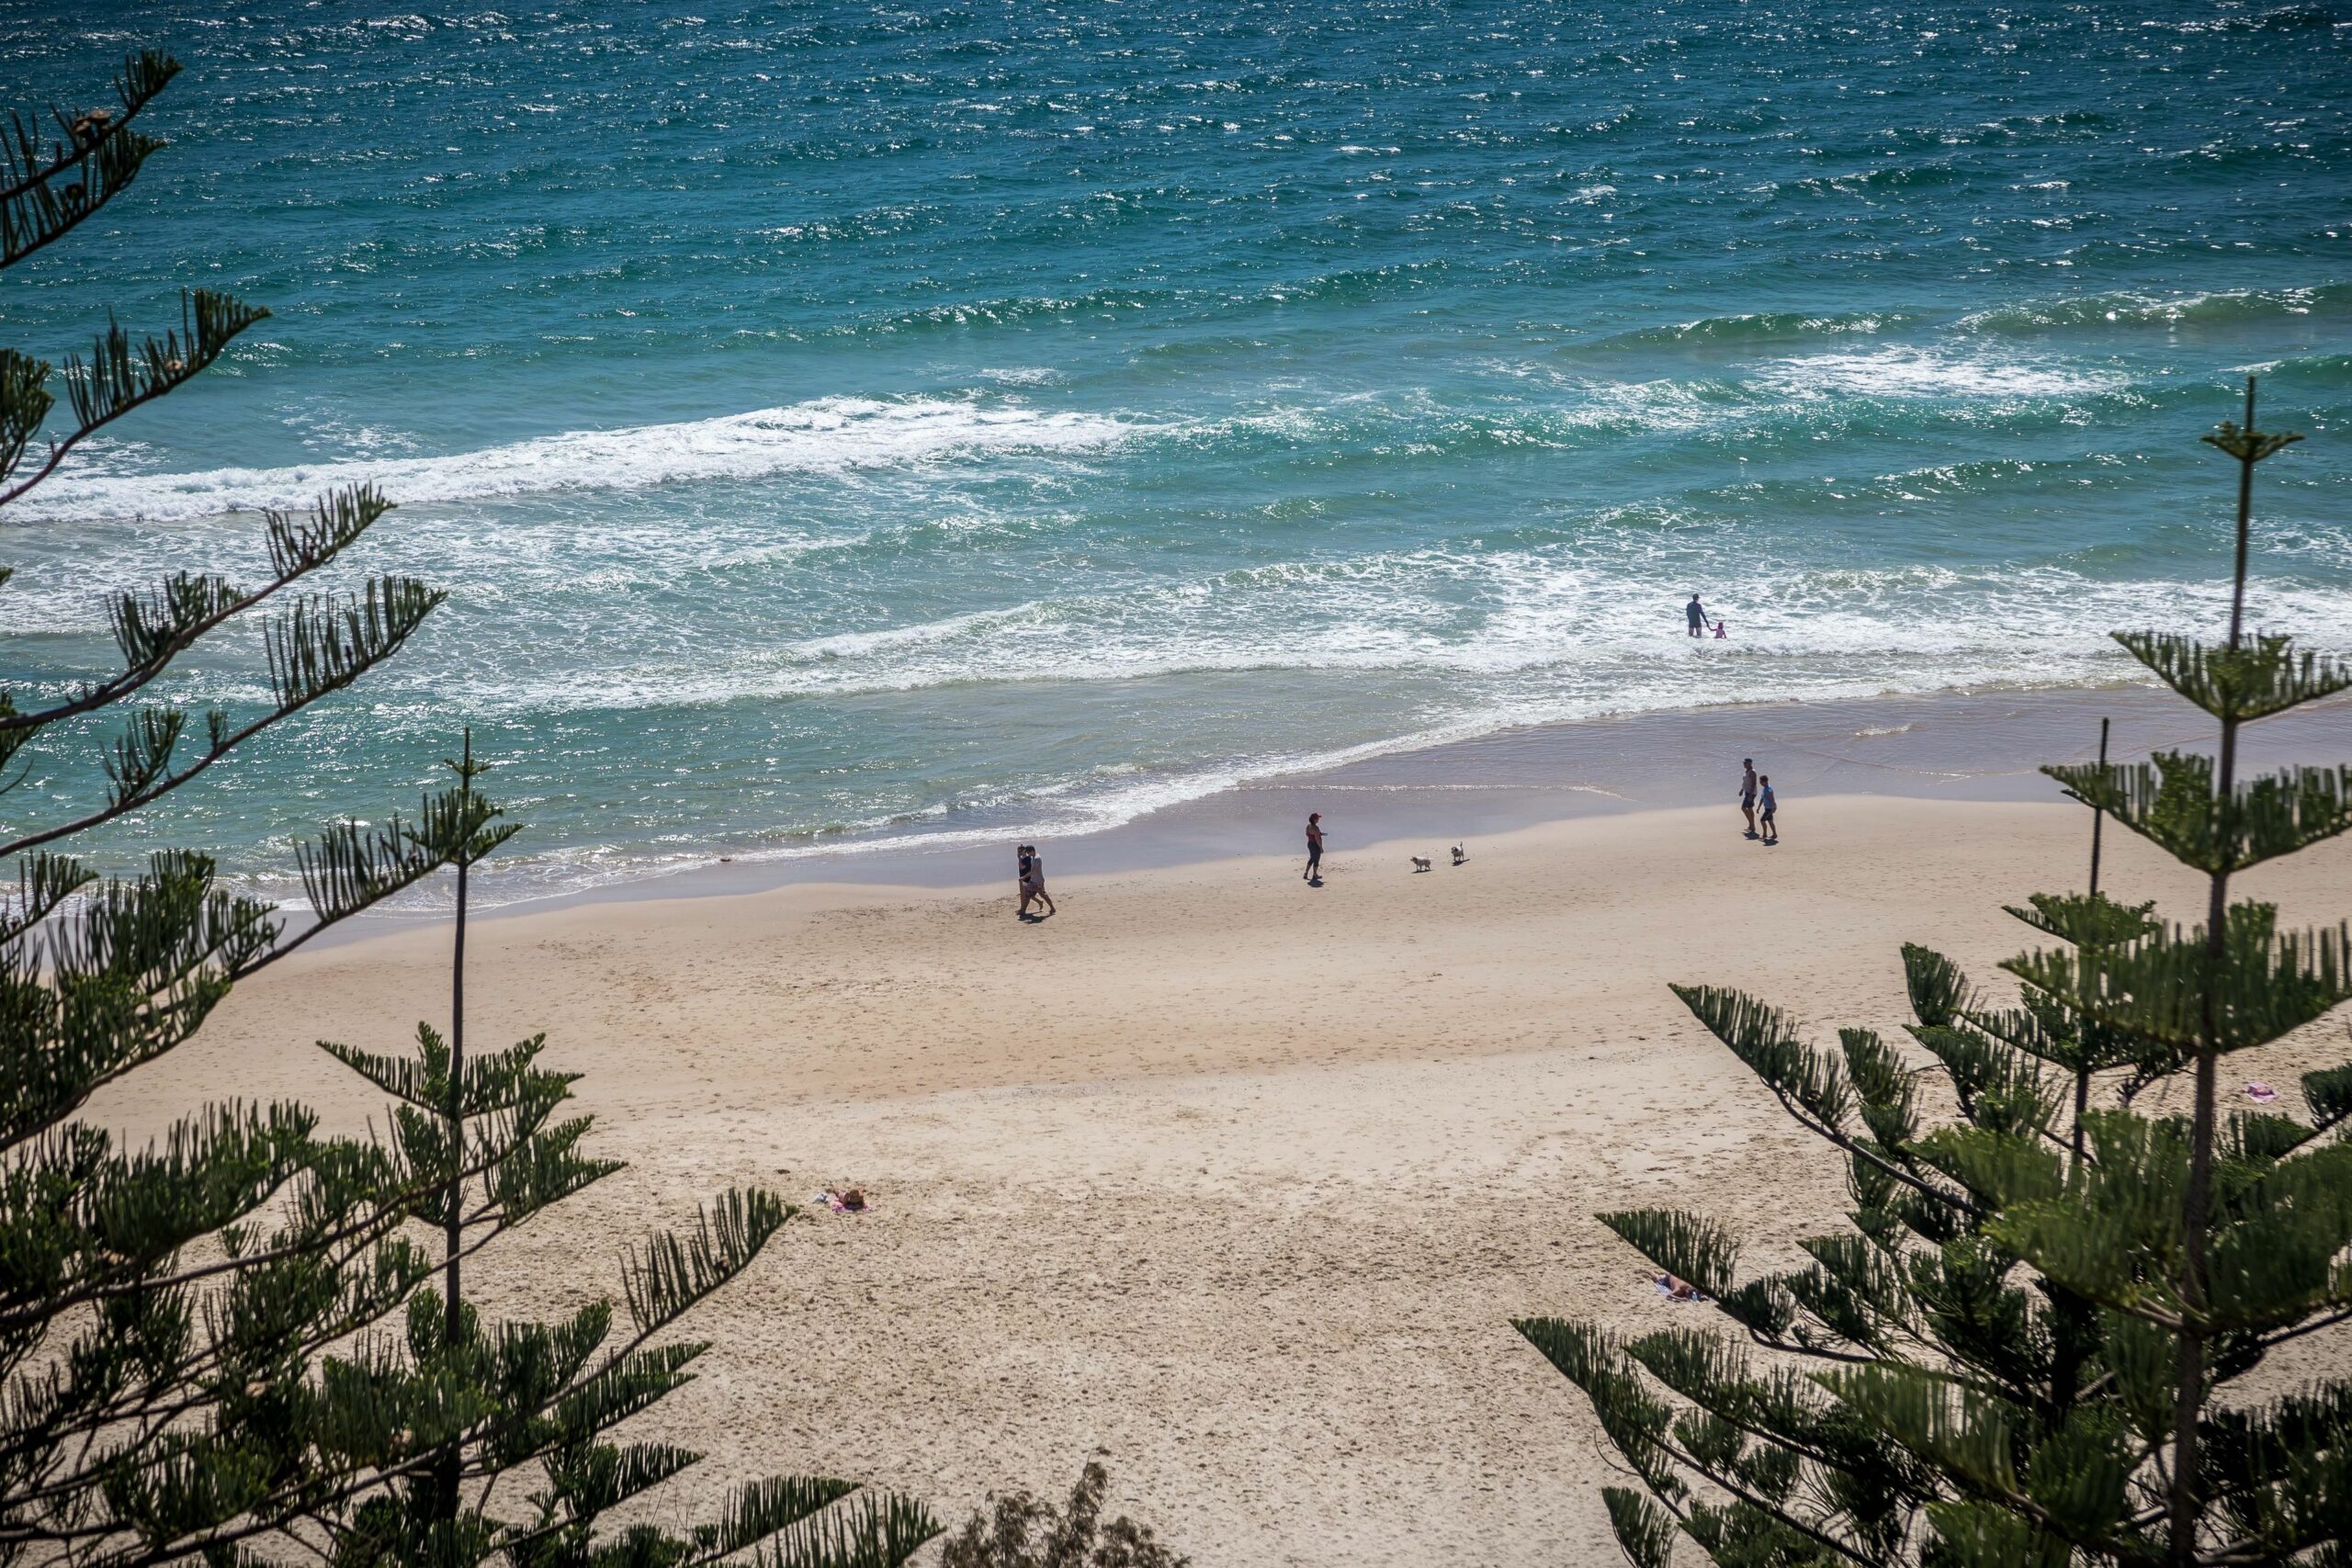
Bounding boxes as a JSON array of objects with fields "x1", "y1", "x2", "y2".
[{"x1": 4, "y1": 2, "x2": 2348, "y2": 902}]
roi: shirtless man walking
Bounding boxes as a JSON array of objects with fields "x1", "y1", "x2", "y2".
[{"x1": 1738, "y1": 758, "x2": 1759, "y2": 840}]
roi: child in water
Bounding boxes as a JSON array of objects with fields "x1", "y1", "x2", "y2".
[{"x1": 1713, "y1": 620, "x2": 1727, "y2": 639}]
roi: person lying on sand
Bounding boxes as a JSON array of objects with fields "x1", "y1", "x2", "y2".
[
  {"x1": 1654, "y1": 1271, "x2": 1705, "y2": 1303},
  {"x1": 815, "y1": 1188, "x2": 868, "y2": 1214}
]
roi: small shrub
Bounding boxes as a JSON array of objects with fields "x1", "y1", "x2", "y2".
[{"x1": 943, "y1": 1461, "x2": 1188, "y2": 1568}]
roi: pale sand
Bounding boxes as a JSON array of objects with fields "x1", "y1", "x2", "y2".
[{"x1": 90, "y1": 795, "x2": 2352, "y2": 1564}]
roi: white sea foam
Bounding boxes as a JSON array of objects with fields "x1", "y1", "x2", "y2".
[
  {"x1": 1753, "y1": 348, "x2": 2118, "y2": 401},
  {"x1": 434, "y1": 541, "x2": 2350, "y2": 716},
  {"x1": 17, "y1": 396, "x2": 1137, "y2": 524}
]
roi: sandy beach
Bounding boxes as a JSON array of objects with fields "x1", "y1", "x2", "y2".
[
  {"x1": 91, "y1": 787, "x2": 2352, "y2": 1564},
  {"x1": 17, "y1": 3, "x2": 2348, "y2": 1558}
]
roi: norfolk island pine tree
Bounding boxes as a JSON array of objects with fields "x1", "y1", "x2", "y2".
[
  {"x1": 1514, "y1": 381, "x2": 2352, "y2": 1567},
  {"x1": 0, "y1": 51, "x2": 936, "y2": 1565}
]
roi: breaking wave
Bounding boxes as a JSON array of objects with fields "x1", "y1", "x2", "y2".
[{"x1": 16, "y1": 396, "x2": 1139, "y2": 524}]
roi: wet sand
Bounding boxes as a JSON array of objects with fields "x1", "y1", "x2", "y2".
[{"x1": 339, "y1": 680, "x2": 2345, "y2": 922}]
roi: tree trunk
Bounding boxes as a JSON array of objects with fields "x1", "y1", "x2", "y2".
[
  {"x1": 438, "y1": 731, "x2": 472, "y2": 1538},
  {"x1": 2168, "y1": 382, "x2": 2258, "y2": 1563}
]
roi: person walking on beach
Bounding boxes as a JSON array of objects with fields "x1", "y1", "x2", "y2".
[
  {"x1": 1304, "y1": 812, "x2": 1325, "y2": 884},
  {"x1": 1015, "y1": 843, "x2": 1036, "y2": 917},
  {"x1": 1738, "y1": 758, "x2": 1759, "y2": 840},
  {"x1": 1686, "y1": 592, "x2": 1709, "y2": 637},
  {"x1": 1025, "y1": 842, "x2": 1055, "y2": 917},
  {"x1": 1757, "y1": 776, "x2": 1779, "y2": 845}
]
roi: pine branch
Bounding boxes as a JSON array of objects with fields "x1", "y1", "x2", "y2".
[
  {"x1": 548, "y1": 1342, "x2": 707, "y2": 1446},
  {"x1": 683, "y1": 1474, "x2": 864, "y2": 1562},
  {"x1": 1601, "y1": 1209, "x2": 1741, "y2": 1301},
  {"x1": 1984, "y1": 1112, "x2": 2194, "y2": 1327},
  {"x1": 1518, "y1": 1319, "x2": 1883, "y2": 1568},
  {"x1": 0, "y1": 852, "x2": 281, "y2": 1149},
  {"x1": 2003, "y1": 905, "x2": 2352, "y2": 1055},
  {"x1": 0, "y1": 575, "x2": 445, "y2": 863},
  {"x1": 0, "y1": 51, "x2": 179, "y2": 270},
  {"x1": 2002, "y1": 892, "x2": 2163, "y2": 952},
  {"x1": 749, "y1": 1493, "x2": 944, "y2": 1568},
  {"x1": 1902, "y1": 942, "x2": 1973, "y2": 1029},
  {"x1": 2045, "y1": 755, "x2": 2352, "y2": 876},
  {"x1": 0, "y1": 290, "x2": 269, "y2": 508},
  {"x1": 100, "y1": 707, "x2": 185, "y2": 809},
  {"x1": 617, "y1": 1189, "x2": 790, "y2": 1338},
  {"x1": 319, "y1": 1032, "x2": 562, "y2": 1118},
  {"x1": 0, "y1": 487, "x2": 399, "y2": 736},
  {"x1": 2113, "y1": 631, "x2": 2352, "y2": 726},
  {"x1": 1672, "y1": 983, "x2": 1976, "y2": 1219},
  {"x1": 264, "y1": 576, "x2": 443, "y2": 715},
  {"x1": 1671, "y1": 984, "x2": 1852, "y2": 1130},
  {"x1": 485, "y1": 1114, "x2": 621, "y2": 1229},
  {"x1": 0, "y1": 851, "x2": 96, "y2": 944},
  {"x1": 0, "y1": 348, "x2": 51, "y2": 490},
  {"x1": 1619, "y1": 1325, "x2": 1851, "y2": 1472},
  {"x1": 2301, "y1": 1060, "x2": 2352, "y2": 1137},
  {"x1": 1599, "y1": 1487, "x2": 1678, "y2": 1568}
]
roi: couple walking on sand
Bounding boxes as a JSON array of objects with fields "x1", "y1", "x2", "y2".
[
  {"x1": 1015, "y1": 842, "x2": 1055, "y2": 918},
  {"x1": 1738, "y1": 758, "x2": 1779, "y2": 845}
]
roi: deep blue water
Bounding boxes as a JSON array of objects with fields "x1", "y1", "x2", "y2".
[{"x1": 3, "y1": 1, "x2": 2348, "y2": 900}]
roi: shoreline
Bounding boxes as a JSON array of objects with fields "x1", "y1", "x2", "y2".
[{"x1": 326, "y1": 676, "x2": 2347, "y2": 937}]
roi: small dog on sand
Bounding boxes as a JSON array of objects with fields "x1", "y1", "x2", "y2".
[
  {"x1": 1409, "y1": 855, "x2": 1432, "y2": 873},
  {"x1": 1451, "y1": 843, "x2": 1467, "y2": 865}
]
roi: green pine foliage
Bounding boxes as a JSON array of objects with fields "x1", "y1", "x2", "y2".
[
  {"x1": 0, "y1": 55, "x2": 938, "y2": 1566},
  {"x1": 298, "y1": 742, "x2": 940, "y2": 1566},
  {"x1": 1515, "y1": 382, "x2": 2352, "y2": 1567},
  {"x1": 942, "y1": 1461, "x2": 1187, "y2": 1568}
]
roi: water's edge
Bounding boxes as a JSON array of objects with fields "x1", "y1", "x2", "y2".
[{"x1": 302, "y1": 677, "x2": 2346, "y2": 946}]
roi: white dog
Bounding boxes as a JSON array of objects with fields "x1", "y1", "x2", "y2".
[
  {"x1": 1409, "y1": 855, "x2": 1432, "y2": 873},
  {"x1": 1451, "y1": 843, "x2": 1468, "y2": 865}
]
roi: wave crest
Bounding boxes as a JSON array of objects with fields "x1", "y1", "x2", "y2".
[
  {"x1": 21, "y1": 396, "x2": 1137, "y2": 523},
  {"x1": 1962, "y1": 282, "x2": 2352, "y2": 335}
]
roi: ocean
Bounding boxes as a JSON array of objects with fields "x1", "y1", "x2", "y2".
[{"x1": 4, "y1": 1, "x2": 2348, "y2": 905}]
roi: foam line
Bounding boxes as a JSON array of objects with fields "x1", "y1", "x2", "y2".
[{"x1": 18, "y1": 396, "x2": 1138, "y2": 524}]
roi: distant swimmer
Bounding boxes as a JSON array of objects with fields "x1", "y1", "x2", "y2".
[
  {"x1": 1686, "y1": 593, "x2": 1709, "y2": 637},
  {"x1": 1713, "y1": 619, "x2": 1727, "y2": 640}
]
